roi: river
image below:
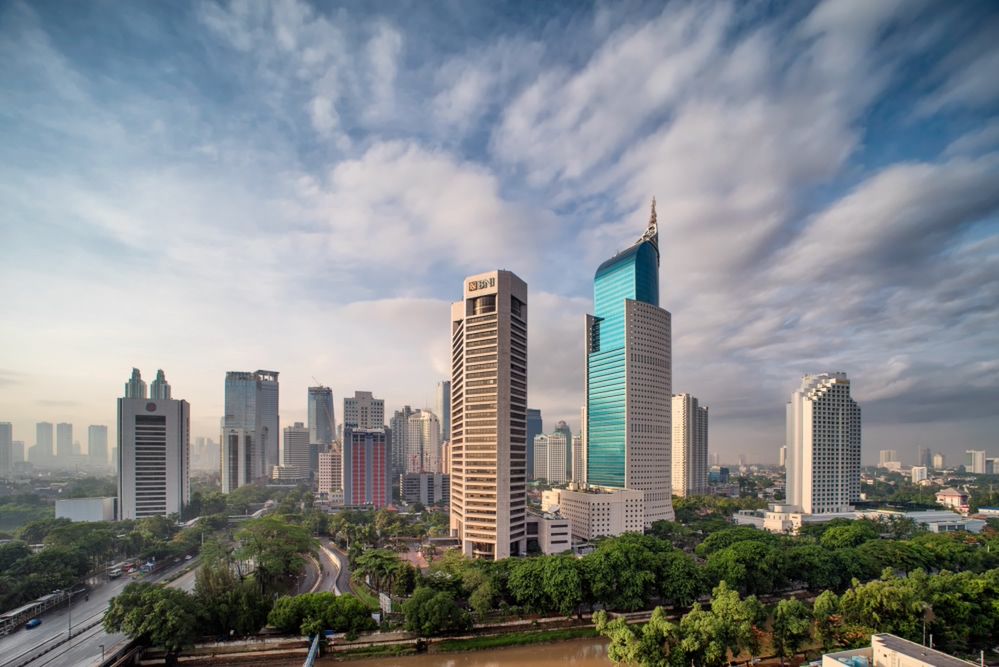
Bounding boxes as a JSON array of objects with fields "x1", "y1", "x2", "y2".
[{"x1": 346, "y1": 638, "x2": 612, "y2": 667}]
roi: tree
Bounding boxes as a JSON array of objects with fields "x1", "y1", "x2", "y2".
[
  {"x1": 508, "y1": 558, "x2": 549, "y2": 613},
  {"x1": 772, "y1": 599, "x2": 811, "y2": 663},
  {"x1": 104, "y1": 583, "x2": 198, "y2": 654},
  {"x1": 706, "y1": 540, "x2": 784, "y2": 595},
  {"x1": 595, "y1": 607, "x2": 682, "y2": 667},
  {"x1": 268, "y1": 592, "x2": 376, "y2": 638},
  {"x1": 194, "y1": 561, "x2": 271, "y2": 638},
  {"x1": 656, "y1": 550, "x2": 704, "y2": 607},
  {"x1": 235, "y1": 515, "x2": 315, "y2": 594},
  {"x1": 812, "y1": 590, "x2": 841, "y2": 651},
  {"x1": 402, "y1": 587, "x2": 472, "y2": 636},
  {"x1": 583, "y1": 535, "x2": 659, "y2": 611},
  {"x1": 543, "y1": 556, "x2": 584, "y2": 617},
  {"x1": 819, "y1": 522, "x2": 878, "y2": 549}
]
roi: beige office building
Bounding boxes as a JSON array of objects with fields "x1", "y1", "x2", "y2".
[
  {"x1": 671, "y1": 394, "x2": 708, "y2": 496},
  {"x1": 449, "y1": 270, "x2": 528, "y2": 560},
  {"x1": 318, "y1": 447, "x2": 342, "y2": 499},
  {"x1": 542, "y1": 487, "x2": 644, "y2": 541}
]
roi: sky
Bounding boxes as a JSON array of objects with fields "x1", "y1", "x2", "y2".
[{"x1": 1, "y1": 0, "x2": 998, "y2": 465}]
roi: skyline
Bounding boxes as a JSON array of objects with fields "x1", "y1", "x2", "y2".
[{"x1": 1, "y1": 1, "x2": 998, "y2": 464}]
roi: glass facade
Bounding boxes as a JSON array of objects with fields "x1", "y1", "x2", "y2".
[{"x1": 587, "y1": 239, "x2": 659, "y2": 488}]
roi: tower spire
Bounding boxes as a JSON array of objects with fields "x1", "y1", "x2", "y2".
[{"x1": 649, "y1": 196, "x2": 657, "y2": 230}]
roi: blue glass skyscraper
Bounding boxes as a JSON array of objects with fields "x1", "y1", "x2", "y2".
[{"x1": 585, "y1": 200, "x2": 674, "y2": 524}]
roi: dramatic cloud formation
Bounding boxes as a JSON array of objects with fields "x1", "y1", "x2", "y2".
[{"x1": 1, "y1": 0, "x2": 997, "y2": 464}]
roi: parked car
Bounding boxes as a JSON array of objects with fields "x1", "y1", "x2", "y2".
[{"x1": 25, "y1": 618, "x2": 42, "y2": 629}]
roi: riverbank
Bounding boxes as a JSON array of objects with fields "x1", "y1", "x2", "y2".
[
  {"x1": 324, "y1": 635, "x2": 610, "y2": 665},
  {"x1": 331, "y1": 626, "x2": 601, "y2": 660}
]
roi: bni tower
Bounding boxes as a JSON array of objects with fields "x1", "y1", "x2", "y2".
[
  {"x1": 585, "y1": 199, "x2": 675, "y2": 524},
  {"x1": 450, "y1": 270, "x2": 528, "y2": 559}
]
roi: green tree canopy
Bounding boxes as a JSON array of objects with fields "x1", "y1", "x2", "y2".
[{"x1": 103, "y1": 583, "x2": 199, "y2": 654}]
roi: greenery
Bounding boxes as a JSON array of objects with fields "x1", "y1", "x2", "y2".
[
  {"x1": 234, "y1": 514, "x2": 315, "y2": 594},
  {"x1": 194, "y1": 558, "x2": 271, "y2": 638},
  {"x1": 435, "y1": 627, "x2": 599, "y2": 652},
  {"x1": 103, "y1": 583, "x2": 199, "y2": 654},
  {"x1": 267, "y1": 591, "x2": 376, "y2": 637},
  {"x1": 402, "y1": 587, "x2": 472, "y2": 636}
]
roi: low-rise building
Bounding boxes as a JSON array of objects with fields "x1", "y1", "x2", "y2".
[
  {"x1": 542, "y1": 486, "x2": 644, "y2": 541},
  {"x1": 935, "y1": 487, "x2": 969, "y2": 512},
  {"x1": 734, "y1": 506, "x2": 985, "y2": 535},
  {"x1": 526, "y1": 509, "x2": 571, "y2": 555},
  {"x1": 820, "y1": 633, "x2": 974, "y2": 666},
  {"x1": 400, "y1": 472, "x2": 450, "y2": 506},
  {"x1": 55, "y1": 497, "x2": 116, "y2": 522}
]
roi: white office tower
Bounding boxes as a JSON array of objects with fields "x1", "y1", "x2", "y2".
[
  {"x1": 785, "y1": 373, "x2": 861, "y2": 514},
  {"x1": 435, "y1": 380, "x2": 451, "y2": 441},
  {"x1": 671, "y1": 394, "x2": 708, "y2": 497},
  {"x1": 318, "y1": 447, "x2": 342, "y2": 499},
  {"x1": 125, "y1": 368, "x2": 146, "y2": 398},
  {"x1": 967, "y1": 450, "x2": 987, "y2": 474},
  {"x1": 0, "y1": 422, "x2": 12, "y2": 477},
  {"x1": 88, "y1": 425, "x2": 109, "y2": 466},
  {"x1": 406, "y1": 410, "x2": 441, "y2": 473},
  {"x1": 308, "y1": 386, "x2": 335, "y2": 447},
  {"x1": 911, "y1": 466, "x2": 928, "y2": 483},
  {"x1": 390, "y1": 405, "x2": 415, "y2": 475},
  {"x1": 533, "y1": 433, "x2": 568, "y2": 484},
  {"x1": 344, "y1": 391, "x2": 385, "y2": 429},
  {"x1": 572, "y1": 434, "x2": 583, "y2": 484},
  {"x1": 933, "y1": 452, "x2": 946, "y2": 469},
  {"x1": 118, "y1": 369, "x2": 189, "y2": 519},
  {"x1": 222, "y1": 370, "x2": 279, "y2": 492},
  {"x1": 879, "y1": 449, "x2": 898, "y2": 466},
  {"x1": 281, "y1": 422, "x2": 311, "y2": 478},
  {"x1": 56, "y1": 422, "x2": 73, "y2": 458},
  {"x1": 150, "y1": 370, "x2": 172, "y2": 399},
  {"x1": 450, "y1": 270, "x2": 528, "y2": 560}
]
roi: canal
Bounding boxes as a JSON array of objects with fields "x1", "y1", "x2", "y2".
[{"x1": 346, "y1": 637, "x2": 612, "y2": 667}]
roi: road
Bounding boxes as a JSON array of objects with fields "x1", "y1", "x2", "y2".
[
  {"x1": 0, "y1": 558, "x2": 200, "y2": 667},
  {"x1": 322, "y1": 542, "x2": 352, "y2": 595}
]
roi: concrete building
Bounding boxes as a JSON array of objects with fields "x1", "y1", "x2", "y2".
[
  {"x1": 571, "y1": 434, "x2": 583, "y2": 484},
  {"x1": 222, "y1": 370, "x2": 279, "y2": 492},
  {"x1": 936, "y1": 487, "x2": 969, "y2": 512},
  {"x1": 307, "y1": 386, "x2": 335, "y2": 448},
  {"x1": 318, "y1": 447, "x2": 342, "y2": 499},
  {"x1": 400, "y1": 472, "x2": 450, "y2": 506},
  {"x1": 542, "y1": 487, "x2": 645, "y2": 541},
  {"x1": 671, "y1": 394, "x2": 708, "y2": 497},
  {"x1": 736, "y1": 506, "x2": 985, "y2": 535},
  {"x1": 533, "y1": 432, "x2": 568, "y2": 484},
  {"x1": 88, "y1": 425, "x2": 109, "y2": 466},
  {"x1": 441, "y1": 440, "x2": 451, "y2": 475},
  {"x1": 56, "y1": 422, "x2": 73, "y2": 459},
  {"x1": 554, "y1": 421, "x2": 572, "y2": 479},
  {"x1": 30, "y1": 421, "x2": 54, "y2": 466},
  {"x1": 917, "y1": 447, "x2": 931, "y2": 469},
  {"x1": 911, "y1": 466, "x2": 928, "y2": 483},
  {"x1": 406, "y1": 410, "x2": 441, "y2": 473},
  {"x1": 0, "y1": 422, "x2": 12, "y2": 477},
  {"x1": 12, "y1": 440, "x2": 24, "y2": 464},
  {"x1": 150, "y1": 370, "x2": 171, "y2": 399},
  {"x1": 879, "y1": 449, "x2": 898, "y2": 467},
  {"x1": 932, "y1": 452, "x2": 945, "y2": 469},
  {"x1": 785, "y1": 373, "x2": 861, "y2": 514},
  {"x1": 821, "y1": 633, "x2": 975, "y2": 667},
  {"x1": 449, "y1": 270, "x2": 528, "y2": 560},
  {"x1": 585, "y1": 200, "x2": 674, "y2": 526},
  {"x1": 390, "y1": 405, "x2": 415, "y2": 476},
  {"x1": 344, "y1": 391, "x2": 384, "y2": 430},
  {"x1": 779, "y1": 446, "x2": 787, "y2": 467},
  {"x1": 526, "y1": 508, "x2": 571, "y2": 555},
  {"x1": 435, "y1": 380, "x2": 451, "y2": 441},
  {"x1": 118, "y1": 369, "x2": 189, "y2": 519},
  {"x1": 55, "y1": 497, "x2": 116, "y2": 522},
  {"x1": 281, "y1": 421, "x2": 311, "y2": 479},
  {"x1": 343, "y1": 427, "x2": 390, "y2": 508},
  {"x1": 966, "y1": 449, "x2": 987, "y2": 474},
  {"x1": 526, "y1": 408, "x2": 542, "y2": 481}
]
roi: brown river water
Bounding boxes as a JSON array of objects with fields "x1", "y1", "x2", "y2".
[{"x1": 344, "y1": 638, "x2": 612, "y2": 667}]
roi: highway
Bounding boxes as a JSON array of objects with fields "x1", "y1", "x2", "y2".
[
  {"x1": 0, "y1": 559, "x2": 199, "y2": 667},
  {"x1": 322, "y1": 542, "x2": 352, "y2": 595}
]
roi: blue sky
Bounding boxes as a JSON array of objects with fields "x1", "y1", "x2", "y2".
[{"x1": 1, "y1": 0, "x2": 997, "y2": 464}]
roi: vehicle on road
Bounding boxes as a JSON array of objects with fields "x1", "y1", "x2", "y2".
[
  {"x1": 109, "y1": 568, "x2": 122, "y2": 578},
  {"x1": 25, "y1": 618, "x2": 41, "y2": 629}
]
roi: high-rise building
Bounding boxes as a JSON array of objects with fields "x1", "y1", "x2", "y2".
[
  {"x1": 308, "y1": 386, "x2": 335, "y2": 447},
  {"x1": 526, "y1": 408, "x2": 542, "y2": 482},
  {"x1": 118, "y1": 369, "x2": 189, "y2": 519},
  {"x1": 150, "y1": 370, "x2": 172, "y2": 399},
  {"x1": 571, "y1": 434, "x2": 584, "y2": 484},
  {"x1": 12, "y1": 441, "x2": 24, "y2": 464},
  {"x1": 450, "y1": 270, "x2": 528, "y2": 560},
  {"x1": 441, "y1": 440, "x2": 451, "y2": 475},
  {"x1": 710, "y1": 452, "x2": 721, "y2": 466},
  {"x1": 911, "y1": 466, "x2": 928, "y2": 483},
  {"x1": 779, "y1": 446, "x2": 787, "y2": 467},
  {"x1": 435, "y1": 380, "x2": 451, "y2": 441},
  {"x1": 585, "y1": 200, "x2": 674, "y2": 525},
  {"x1": 932, "y1": 452, "x2": 946, "y2": 469},
  {"x1": 671, "y1": 394, "x2": 708, "y2": 497},
  {"x1": 966, "y1": 450, "x2": 987, "y2": 474},
  {"x1": 400, "y1": 472, "x2": 450, "y2": 506},
  {"x1": 343, "y1": 391, "x2": 384, "y2": 430},
  {"x1": 785, "y1": 373, "x2": 861, "y2": 514},
  {"x1": 88, "y1": 425, "x2": 109, "y2": 466},
  {"x1": 318, "y1": 446, "x2": 342, "y2": 499},
  {"x1": 222, "y1": 370, "x2": 280, "y2": 492},
  {"x1": 34, "y1": 421, "x2": 54, "y2": 464},
  {"x1": 390, "y1": 405, "x2": 415, "y2": 475},
  {"x1": 125, "y1": 368, "x2": 146, "y2": 398},
  {"x1": 917, "y1": 447, "x2": 932, "y2": 469},
  {"x1": 281, "y1": 422, "x2": 311, "y2": 478},
  {"x1": 343, "y1": 427, "x2": 390, "y2": 507},
  {"x1": 533, "y1": 432, "x2": 568, "y2": 485},
  {"x1": 554, "y1": 421, "x2": 572, "y2": 479},
  {"x1": 0, "y1": 422, "x2": 12, "y2": 477},
  {"x1": 56, "y1": 422, "x2": 73, "y2": 459},
  {"x1": 879, "y1": 449, "x2": 898, "y2": 467},
  {"x1": 406, "y1": 410, "x2": 441, "y2": 473}
]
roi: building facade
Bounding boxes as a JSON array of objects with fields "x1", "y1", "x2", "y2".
[
  {"x1": 966, "y1": 450, "x2": 987, "y2": 474},
  {"x1": 785, "y1": 373, "x2": 861, "y2": 514},
  {"x1": 933, "y1": 452, "x2": 946, "y2": 469},
  {"x1": 585, "y1": 200, "x2": 674, "y2": 525},
  {"x1": 542, "y1": 487, "x2": 645, "y2": 541},
  {"x1": 571, "y1": 434, "x2": 584, "y2": 484},
  {"x1": 435, "y1": 380, "x2": 451, "y2": 441},
  {"x1": 281, "y1": 421, "x2": 311, "y2": 478},
  {"x1": 318, "y1": 447, "x2": 343, "y2": 499},
  {"x1": 879, "y1": 449, "x2": 898, "y2": 467},
  {"x1": 390, "y1": 405, "x2": 415, "y2": 475},
  {"x1": 911, "y1": 466, "x2": 928, "y2": 483},
  {"x1": 526, "y1": 408, "x2": 542, "y2": 481},
  {"x1": 533, "y1": 432, "x2": 568, "y2": 484},
  {"x1": 671, "y1": 394, "x2": 708, "y2": 496},
  {"x1": 308, "y1": 386, "x2": 335, "y2": 447},
  {"x1": 344, "y1": 391, "x2": 385, "y2": 430},
  {"x1": 55, "y1": 497, "x2": 116, "y2": 522},
  {"x1": 0, "y1": 422, "x2": 11, "y2": 477},
  {"x1": 400, "y1": 472, "x2": 450, "y2": 505},
  {"x1": 406, "y1": 410, "x2": 441, "y2": 473},
  {"x1": 222, "y1": 370, "x2": 280, "y2": 492},
  {"x1": 118, "y1": 369, "x2": 189, "y2": 519},
  {"x1": 88, "y1": 425, "x2": 109, "y2": 466},
  {"x1": 343, "y1": 427, "x2": 390, "y2": 508},
  {"x1": 56, "y1": 422, "x2": 73, "y2": 458},
  {"x1": 450, "y1": 270, "x2": 528, "y2": 560}
]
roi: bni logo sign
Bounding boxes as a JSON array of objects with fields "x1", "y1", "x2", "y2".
[{"x1": 467, "y1": 277, "x2": 496, "y2": 291}]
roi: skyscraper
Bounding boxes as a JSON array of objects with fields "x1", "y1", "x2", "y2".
[
  {"x1": 967, "y1": 450, "x2": 987, "y2": 474},
  {"x1": 318, "y1": 446, "x2": 342, "y2": 499},
  {"x1": 785, "y1": 373, "x2": 861, "y2": 514},
  {"x1": 125, "y1": 368, "x2": 146, "y2": 398},
  {"x1": 56, "y1": 422, "x2": 73, "y2": 458},
  {"x1": 30, "y1": 422, "x2": 54, "y2": 466},
  {"x1": 118, "y1": 369, "x2": 189, "y2": 519},
  {"x1": 390, "y1": 405, "x2": 415, "y2": 476},
  {"x1": 406, "y1": 410, "x2": 441, "y2": 473},
  {"x1": 571, "y1": 434, "x2": 584, "y2": 484},
  {"x1": 435, "y1": 380, "x2": 451, "y2": 441},
  {"x1": 533, "y1": 432, "x2": 568, "y2": 485},
  {"x1": 88, "y1": 425, "x2": 109, "y2": 466},
  {"x1": 343, "y1": 427, "x2": 390, "y2": 507},
  {"x1": 671, "y1": 394, "x2": 708, "y2": 497},
  {"x1": 932, "y1": 452, "x2": 946, "y2": 469},
  {"x1": 0, "y1": 422, "x2": 12, "y2": 477},
  {"x1": 343, "y1": 391, "x2": 385, "y2": 430},
  {"x1": 221, "y1": 370, "x2": 279, "y2": 492},
  {"x1": 308, "y1": 386, "x2": 335, "y2": 447},
  {"x1": 526, "y1": 408, "x2": 542, "y2": 481},
  {"x1": 281, "y1": 422, "x2": 311, "y2": 478},
  {"x1": 554, "y1": 421, "x2": 572, "y2": 479},
  {"x1": 150, "y1": 370, "x2": 172, "y2": 399},
  {"x1": 585, "y1": 200, "x2": 674, "y2": 524},
  {"x1": 879, "y1": 449, "x2": 898, "y2": 467},
  {"x1": 450, "y1": 270, "x2": 528, "y2": 560},
  {"x1": 917, "y1": 447, "x2": 932, "y2": 469}
]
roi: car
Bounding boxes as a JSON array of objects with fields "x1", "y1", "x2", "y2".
[
  {"x1": 25, "y1": 618, "x2": 42, "y2": 629},
  {"x1": 184, "y1": 555, "x2": 193, "y2": 560}
]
